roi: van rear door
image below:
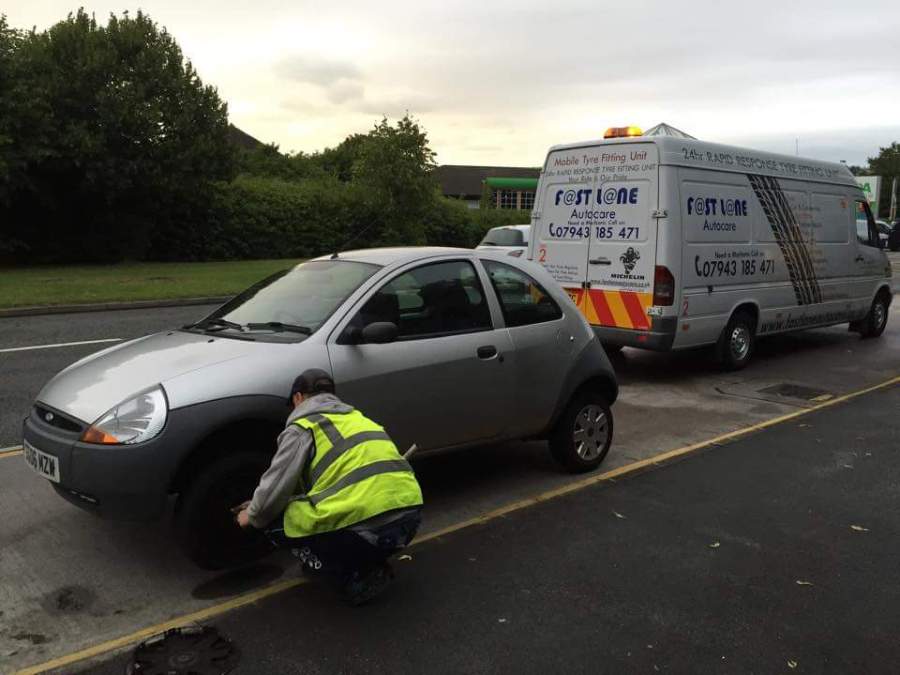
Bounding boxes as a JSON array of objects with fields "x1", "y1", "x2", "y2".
[{"x1": 533, "y1": 142, "x2": 659, "y2": 330}]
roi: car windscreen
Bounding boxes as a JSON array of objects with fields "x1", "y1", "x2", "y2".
[
  {"x1": 480, "y1": 227, "x2": 525, "y2": 247},
  {"x1": 187, "y1": 260, "x2": 380, "y2": 341}
]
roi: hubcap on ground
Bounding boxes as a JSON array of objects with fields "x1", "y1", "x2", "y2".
[
  {"x1": 572, "y1": 405, "x2": 609, "y2": 460},
  {"x1": 730, "y1": 325, "x2": 750, "y2": 361}
]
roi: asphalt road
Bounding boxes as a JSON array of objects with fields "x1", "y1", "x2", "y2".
[
  {"x1": 82, "y1": 382, "x2": 900, "y2": 675},
  {"x1": 0, "y1": 304, "x2": 218, "y2": 446},
  {"x1": 1, "y1": 295, "x2": 898, "y2": 673}
]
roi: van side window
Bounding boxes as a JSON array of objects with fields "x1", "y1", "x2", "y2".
[
  {"x1": 855, "y1": 201, "x2": 879, "y2": 248},
  {"x1": 353, "y1": 260, "x2": 492, "y2": 339},
  {"x1": 483, "y1": 260, "x2": 562, "y2": 327}
]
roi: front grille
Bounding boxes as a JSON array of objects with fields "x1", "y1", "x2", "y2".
[{"x1": 33, "y1": 404, "x2": 84, "y2": 434}]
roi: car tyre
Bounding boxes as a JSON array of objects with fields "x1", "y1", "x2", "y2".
[
  {"x1": 174, "y1": 452, "x2": 274, "y2": 570},
  {"x1": 716, "y1": 311, "x2": 755, "y2": 370},
  {"x1": 550, "y1": 392, "x2": 613, "y2": 473},
  {"x1": 859, "y1": 293, "x2": 889, "y2": 339}
]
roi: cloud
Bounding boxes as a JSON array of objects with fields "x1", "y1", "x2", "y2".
[{"x1": 274, "y1": 54, "x2": 361, "y2": 86}]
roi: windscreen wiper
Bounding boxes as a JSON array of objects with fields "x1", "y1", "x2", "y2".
[
  {"x1": 245, "y1": 321, "x2": 312, "y2": 335},
  {"x1": 182, "y1": 318, "x2": 245, "y2": 332}
]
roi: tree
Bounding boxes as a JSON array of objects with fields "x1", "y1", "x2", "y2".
[
  {"x1": 0, "y1": 10, "x2": 235, "y2": 262},
  {"x1": 351, "y1": 115, "x2": 438, "y2": 245},
  {"x1": 867, "y1": 142, "x2": 900, "y2": 218}
]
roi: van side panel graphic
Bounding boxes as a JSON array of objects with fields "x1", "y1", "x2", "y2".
[{"x1": 747, "y1": 174, "x2": 823, "y2": 306}]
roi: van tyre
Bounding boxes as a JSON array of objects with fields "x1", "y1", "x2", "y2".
[
  {"x1": 859, "y1": 294, "x2": 889, "y2": 339},
  {"x1": 174, "y1": 452, "x2": 273, "y2": 570},
  {"x1": 717, "y1": 311, "x2": 755, "y2": 370},
  {"x1": 550, "y1": 393, "x2": 613, "y2": 473}
]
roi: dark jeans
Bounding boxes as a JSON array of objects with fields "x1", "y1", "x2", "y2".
[{"x1": 266, "y1": 509, "x2": 421, "y2": 585}]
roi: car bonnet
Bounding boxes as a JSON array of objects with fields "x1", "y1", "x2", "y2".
[{"x1": 36, "y1": 330, "x2": 271, "y2": 424}]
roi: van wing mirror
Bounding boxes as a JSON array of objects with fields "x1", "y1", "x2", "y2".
[{"x1": 360, "y1": 322, "x2": 398, "y2": 344}]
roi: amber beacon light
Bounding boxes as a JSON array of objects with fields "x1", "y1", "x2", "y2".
[{"x1": 603, "y1": 126, "x2": 643, "y2": 139}]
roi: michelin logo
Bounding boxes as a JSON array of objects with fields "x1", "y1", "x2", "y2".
[{"x1": 555, "y1": 187, "x2": 639, "y2": 207}]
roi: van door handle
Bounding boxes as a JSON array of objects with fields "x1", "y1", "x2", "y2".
[
  {"x1": 477, "y1": 345, "x2": 498, "y2": 359},
  {"x1": 855, "y1": 255, "x2": 865, "y2": 262},
  {"x1": 589, "y1": 258, "x2": 612, "y2": 265}
]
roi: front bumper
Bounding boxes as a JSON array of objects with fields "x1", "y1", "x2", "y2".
[
  {"x1": 23, "y1": 406, "x2": 177, "y2": 521},
  {"x1": 592, "y1": 316, "x2": 677, "y2": 351}
]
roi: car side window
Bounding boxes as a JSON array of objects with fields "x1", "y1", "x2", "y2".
[
  {"x1": 855, "y1": 200, "x2": 879, "y2": 248},
  {"x1": 483, "y1": 260, "x2": 563, "y2": 327},
  {"x1": 354, "y1": 260, "x2": 492, "y2": 339}
]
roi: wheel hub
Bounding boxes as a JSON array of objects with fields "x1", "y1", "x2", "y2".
[
  {"x1": 730, "y1": 325, "x2": 750, "y2": 361},
  {"x1": 572, "y1": 404, "x2": 609, "y2": 461},
  {"x1": 874, "y1": 301, "x2": 886, "y2": 330}
]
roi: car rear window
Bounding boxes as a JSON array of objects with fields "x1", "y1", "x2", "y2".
[{"x1": 483, "y1": 260, "x2": 563, "y2": 327}]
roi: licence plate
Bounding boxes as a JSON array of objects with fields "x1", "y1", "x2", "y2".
[{"x1": 24, "y1": 440, "x2": 60, "y2": 483}]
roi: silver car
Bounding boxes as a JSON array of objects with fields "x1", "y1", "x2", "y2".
[{"x1": 23, "y1": 247, "x2": 617, "y2": 567}]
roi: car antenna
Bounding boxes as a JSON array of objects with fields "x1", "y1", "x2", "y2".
[{"x1": 331, "y1": 221, "x2": 379, "y2": 259}]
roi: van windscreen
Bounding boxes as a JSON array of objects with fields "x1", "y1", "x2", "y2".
[{"x1": 481, "y1": 227, "x2": 524, "y2": 247}]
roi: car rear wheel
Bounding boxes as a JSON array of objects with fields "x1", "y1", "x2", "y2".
[
  {"x1": 550, "y1": 393, "x2": 613, "y2": 473},
  {"x1": 859, "y1": 293, "x2": 889, "y2": 339},
  {"x1": 174, "y1": 452, "x2": 274, "y2": 570},
  {"x1": 716, "y1": 311, "x2": 755, "y2": 370}
]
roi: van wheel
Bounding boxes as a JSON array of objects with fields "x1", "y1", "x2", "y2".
[
  {"x1": 717, "y1": 311, "x2": 755, "y2": 370},
  {"x1": 174, "y1": 452, "x2": 273, "y2": 570},
  {"x1": 550, "y1": 392, "x2": 613, "y2": 473},
  {"x1": 859, "y1": 294, "x2": 889, "y2": 338}
]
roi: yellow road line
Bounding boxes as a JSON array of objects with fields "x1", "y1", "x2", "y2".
[
  {"x1": 16, "y1": 373, "x2": 900, "y2": 675},
  {"x1": 417, "y1": 374, "x2": 900, "y2": 544},
  {"x1": 0, "y1": 445, "x2": 23, "y2": 458}
]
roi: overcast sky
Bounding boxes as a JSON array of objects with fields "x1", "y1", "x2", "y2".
[{"x1": 5, "y1": 1, "x2": 900, "y2": 166}]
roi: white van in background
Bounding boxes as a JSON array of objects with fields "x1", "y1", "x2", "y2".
[
  {"x1": 477, "y1": 224, "x2": 531, "y2": 257},
  {"x1": 529, "y1": 128, "x2": 893, "y2": 368}
]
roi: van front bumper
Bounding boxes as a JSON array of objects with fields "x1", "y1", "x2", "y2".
[{"x1": 592, "y1": 317, "x2": 677, "y2": 351}]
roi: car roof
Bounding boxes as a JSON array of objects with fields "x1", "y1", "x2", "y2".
[
  {"x1": 488, "y1": 224, "x2": 531, "y2": 232},
  {"x1": 311, "y1": 246, "x2": 473, "y2": 267}
]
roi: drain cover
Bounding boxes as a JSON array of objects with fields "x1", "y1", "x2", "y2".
[
  {"x1": 127, "y1": 625, "x2": 239, "y2": 675},
  {"x1": 759, "y1": 383, "x2": 832, "y2": 401}
]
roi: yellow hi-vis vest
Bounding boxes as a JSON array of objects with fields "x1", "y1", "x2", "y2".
[{"x1": 283, "y1": 409, "x2": 423, "y2": 538}]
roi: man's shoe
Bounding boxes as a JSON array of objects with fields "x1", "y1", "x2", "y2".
[{"x1": 342, "y1": 562, "x2": 394, "y2": 606}]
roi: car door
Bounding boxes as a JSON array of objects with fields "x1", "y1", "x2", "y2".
[
  {"x1": 481, "y1": 258, "x2": 569, "y2": 437},
  {"x1": 327, "y1": 258, "x2": 514, "y2": 451}
]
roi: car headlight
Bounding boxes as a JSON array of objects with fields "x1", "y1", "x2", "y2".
[{"x1": 80, "y1": 386, "x2": 168, "y2": 445}]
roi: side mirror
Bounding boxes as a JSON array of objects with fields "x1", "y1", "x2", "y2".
[{"x1": 360, "y1": 322, "x2": 398, "y2": 344}]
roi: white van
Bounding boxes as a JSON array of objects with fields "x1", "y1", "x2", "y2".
[{"x1": 529, "y1": 129, "x2": 893, "y2": 368}]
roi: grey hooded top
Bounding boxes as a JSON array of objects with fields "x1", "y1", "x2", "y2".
[
  {"x1": 247, "y1": 393, "x2": 352, "y2": 529},
  {"x1": 246, "y1": 393, "x2": 417, "y2": 533}
]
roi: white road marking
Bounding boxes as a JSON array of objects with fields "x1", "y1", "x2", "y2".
[
  {"x1": 0, "y1": 338, "x2": 122, "y2": 354},
  {"x1": 0, "y1": 444, "x2": 23, "y2": 455}
]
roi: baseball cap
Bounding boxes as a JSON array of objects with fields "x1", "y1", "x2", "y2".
[{"x1": 288, "y1": 368, "x2": 335, "y2": 404}]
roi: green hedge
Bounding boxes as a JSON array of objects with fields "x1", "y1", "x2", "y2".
[{"x1": 191, "y1": 176, "x2": 533, "y2": 260}]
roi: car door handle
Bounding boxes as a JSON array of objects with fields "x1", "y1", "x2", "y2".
[
  {"x1": 477, "y1": 345, "x2": 498, "y2": 359},
  {"x1": 589, "y1": 258, "x2": 612, "y2": 265}
]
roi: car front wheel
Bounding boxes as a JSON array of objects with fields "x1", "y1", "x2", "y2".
[
  {"x1": 174, "y1": 452, "x2": 274, "y2": 570},
  {"x1": 550, "y1": 393, "x2": 613, "y2": 473}
]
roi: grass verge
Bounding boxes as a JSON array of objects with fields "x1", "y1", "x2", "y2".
[{"x1": 0, "y1": 259, "x2": 304, "y2": 309}]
